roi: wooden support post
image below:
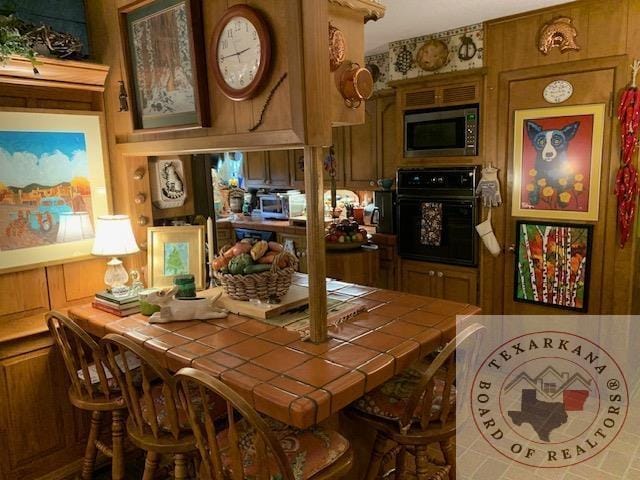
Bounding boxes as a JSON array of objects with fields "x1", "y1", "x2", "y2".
[{"x1": 303, "y1": 146, "x2": 328, "y2": 343}]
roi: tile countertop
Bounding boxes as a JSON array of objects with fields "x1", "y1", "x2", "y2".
[{"x1": 68, "y1": 274, "x2": 479, "y2": 429}]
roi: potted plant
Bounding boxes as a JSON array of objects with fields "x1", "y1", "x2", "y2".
[{"x1": 0, "y1": 14, "x2": 38, "y2": 72}]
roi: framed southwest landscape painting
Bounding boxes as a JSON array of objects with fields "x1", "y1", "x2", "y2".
[
  {"x1": 147, "y1": 225, "x2": 205, "y2": 289},
  {"x1": 514, "y1": 221, "x2": 592, "y2": 312},
  {"x1": 511, "y1": 104, "x2": 605, "y2": 221},
  {"x1": 121, "y1": 0, "x2": 208, "y2": 130},
  {"x1": 0, "y1": 109, "x2": 110, "y2": 273}
]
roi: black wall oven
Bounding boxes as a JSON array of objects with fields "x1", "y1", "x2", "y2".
[{"x1": 397, "y1": 167, "x2": 479, "y2": 266}]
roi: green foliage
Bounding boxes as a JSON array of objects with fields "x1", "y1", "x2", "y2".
[{"x1": 0, "y1": 15, "x2": 37, "y2": 70}]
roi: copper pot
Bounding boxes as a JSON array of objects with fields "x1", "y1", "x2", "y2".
[{"x1": 338, "y1": 62, "x2": 373, "y2": 109}]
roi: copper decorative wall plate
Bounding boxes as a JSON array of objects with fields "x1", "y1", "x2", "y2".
[
  {"x1": 329, "y1": 23, "x2": 346, "y2": 72},
  {"x1": 416, "y1": 39, "x2": 450, "y2": 72}
]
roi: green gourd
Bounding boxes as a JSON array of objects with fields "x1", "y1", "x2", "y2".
[{"x1": 228, "y1": 253, "x2": 253, "y2": 275}]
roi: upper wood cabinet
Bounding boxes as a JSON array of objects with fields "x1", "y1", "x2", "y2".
[
  {"x1": 244, "y1": 150, "x2": 292, "y2": 188},
  {"x1": 338, "y1": 92, "x2": 398, "y2": 189}
]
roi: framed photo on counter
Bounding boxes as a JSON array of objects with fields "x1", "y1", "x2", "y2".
[
  {"x1": 147, "y1": 225, "x2": 205, "y2": 289},
  {"x1": 120, "y1": 0, "x2": 209, "y2": 130},
  {"x1": 511, "y1": 103, "x2": 605, "y2": 221}
]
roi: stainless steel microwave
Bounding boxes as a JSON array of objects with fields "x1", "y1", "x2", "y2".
[{"x1": 404, "y1": 104, "x2": 479, "y2": 157}]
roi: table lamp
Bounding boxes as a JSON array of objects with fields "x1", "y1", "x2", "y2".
[{"x1": 91, "y1": 215, "x2": 140, "y2": 296}]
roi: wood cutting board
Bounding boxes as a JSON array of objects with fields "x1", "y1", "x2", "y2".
[{"x1": 201, "y1": 285, "x2": 310, "y2": 320}]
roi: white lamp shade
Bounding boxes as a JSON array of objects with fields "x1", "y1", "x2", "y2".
[
  {"x1": 56, "y1": 212, "x2": 95, "y2": 243},
  {"x1": 91, "y1": 215, "x2": 140, "y2": 256}
]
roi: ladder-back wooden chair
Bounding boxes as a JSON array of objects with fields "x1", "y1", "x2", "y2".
[
  {"x1": 175, "y1": 366, "x2": 354, "y2": 480},
  {"x1": 101, "y1": 333, "x2": 197, "y2": 480},
  {"x1": 46, "y1": 311, "x2": 126, "y2": 480},
  {"x1": 347, "y1": 323, "x2": 485, "y2": 480}
]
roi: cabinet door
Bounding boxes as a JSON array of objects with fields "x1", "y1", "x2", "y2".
[
  {"x1": 266, "y1": 150, "x2": 291, "y2": 187},
  {"x1": 434, "y1": 268, "x2": 478, "y2": 304},
  {"x1": 399, "y1": 260, "x2": 437, "y2": 297},
  {"x1": 0, "y1": 342, "x2": 83, "y2": 480},
  {"x1": 344, "y1": 100, "x2": 377, "y2": 189},
  {"x1": 377, "y1": 95, "x2": 398, "y2": 181},
  {"x1": 244, "y1": 151, "x2": 268, "y2": 187}
]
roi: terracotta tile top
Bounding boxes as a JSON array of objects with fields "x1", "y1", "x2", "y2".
[
  {"x1": 68, "y1": 276, "x2": 480, "y2": 429},
  {"x1": 286, "y1": 357, "x2": 350, "y2": 388}
]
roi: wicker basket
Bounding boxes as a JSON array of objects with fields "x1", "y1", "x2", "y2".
[{"x1": 213, "y1": 250, "x2": 298, "y2": 301}]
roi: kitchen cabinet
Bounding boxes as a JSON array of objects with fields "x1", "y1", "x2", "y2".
[
  {"x1": 290, "y1": 127, "x2": 346, "y2": 190},
  {"x1": 344, "y1": 100, "x2": 378, "y2": 189},
  {"x1": 326, "y1": 249, "x2": 379, "y2": 287},
  {"x1": 400, "y1": 259, "x2": 478, "y2": 305},
  {"x1": 337, "y1": 92, "x2": 398, "y2": 190},
  {"x1": 0, "y1": 333, "x2": 88, "y2": 480},
  {"x1": 398, "y1": 80, "x2": 481, "y2": 110},
  {"x1": 244, "y1": 151, "x2": 291, "y2": 188},
  {"x1": 277, "y1": 233, "x2": 308, "y2": 274},
  {"x1": 372, "y1": 233, "x2": 398, "y2": 290}
]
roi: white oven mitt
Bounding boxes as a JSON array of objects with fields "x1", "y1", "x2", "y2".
[
  {"x1": 475, "y1": 165, "x2": 502, "y2": 208},
  {"x1": 476, "y1": 208, "x2": 501, "y2": 257}
]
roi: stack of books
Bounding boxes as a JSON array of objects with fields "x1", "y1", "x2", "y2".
[{"x1": 92, "y1": 290, "x2": 141, "y2": 316}]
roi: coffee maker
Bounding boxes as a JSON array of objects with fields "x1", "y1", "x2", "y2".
[{"x1": 374, "y1": 190, "x2": 396, "y2": 233}]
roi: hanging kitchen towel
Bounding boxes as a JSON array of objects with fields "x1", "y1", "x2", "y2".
[{"x1": 420, "y1": 202, "x2": 443, "y2": 246}]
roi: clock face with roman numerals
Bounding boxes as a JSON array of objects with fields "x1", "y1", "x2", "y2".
[{"x1": 212, "y1": 5, "x2": 271, "y2": 101}]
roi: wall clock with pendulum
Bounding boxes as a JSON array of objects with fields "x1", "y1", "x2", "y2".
[{"x1": 211, "y1": 4, "x2": 272, "y2": 101}]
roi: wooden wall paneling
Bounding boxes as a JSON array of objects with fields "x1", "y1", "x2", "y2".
[
  {"x1": 0, "y1": 269, "x2": 49, "y2": 318},
  {"x1": 302, "y1": 0, "x2": 332, "y2": 145},
  {"x1": 46, "y1": 258, "x2": 107, "y2": 309},
  {"x1": 329, "y1": 4, "x2": 365, "y2": 126}
]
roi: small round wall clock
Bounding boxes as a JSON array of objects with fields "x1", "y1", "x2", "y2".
[
  {"x1": 543, "y1": 80, "x2": 573, "y2": 103},
  {"x1": 211, "y1": 4, "x2": 271, "y2": 101},
  {"x1": 416, "y1": 39, "x2": 450, "y2": 72}
]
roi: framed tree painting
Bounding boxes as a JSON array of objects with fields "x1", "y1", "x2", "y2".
[
  {"x1": 120, "y1": 0, "x2": 209, "y2": 130},
  {"x1": 147, "y1": 225, "x2": 205, "y2": 289},
  {"x1": 514, "y1": 221, "x2": 592, "y2": 312},
  {"x1": 511, "y1": 104, "x2": 605, "y2": 221},
  {"x1": 0, "y1": 109, "x2": 110, "y2": 273}
]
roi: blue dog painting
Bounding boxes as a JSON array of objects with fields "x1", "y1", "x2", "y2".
[{"x1": 520, "y1": 114, "x2": 593, "y2": 212}]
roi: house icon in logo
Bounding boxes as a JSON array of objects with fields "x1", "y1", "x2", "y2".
[{"x1": 505, "y1": 366, "x2": 591, "y2": 412}]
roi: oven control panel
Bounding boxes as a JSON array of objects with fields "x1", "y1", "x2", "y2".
[{"x1": 397, "y1": 167, "x2": 479, "y2": 197}]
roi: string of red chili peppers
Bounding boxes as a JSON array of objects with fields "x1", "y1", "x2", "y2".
[{"x1": 615, "y1": 60, "x2": 640, "y2": 248}]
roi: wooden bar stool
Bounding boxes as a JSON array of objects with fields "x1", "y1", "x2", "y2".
[
  {"x1": 46, "y1": 311, "x2": 127, "y2": 480},
  {"x1": 175, "y1": 366, "x2": 354, "y2": 480},
  {"x1": 101, "y1": 333, "x2": 198, "y2": 480},
  {"x1": 346, "y1": 323, "x2": 485, "y2": 480}
]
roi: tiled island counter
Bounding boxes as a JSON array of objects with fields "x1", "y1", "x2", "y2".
[{"x1": 69, "y1": 274, "x2": 479, "y2": 429}]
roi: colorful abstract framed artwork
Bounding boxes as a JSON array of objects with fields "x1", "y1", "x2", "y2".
[
  {"x1": 0, "y1": 109, "x2": 110, "y2": 273},
  {"x1": 120, "y1": 0, "x2": 209, "y2": 130},
  {"x1": 147, "y1": 225, "x2": 205, "y2": 289},
  {"x1": 514, "y1": 221, "x2": 592, "y2": 312},
  {"x1": 511, "y1": 104, "x2": 605, "y2": 221}
]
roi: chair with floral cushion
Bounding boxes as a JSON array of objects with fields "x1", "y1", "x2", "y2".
[
  {"x1": 346, "y1": 323, "x2": 485, "y2": 480},
  {"x1": 101, "y1": 333, "x2": 199, "y2": 480},
  {"x1": 46, "y1": 311, "x2": 127, "y2": 480},
  {"x1": 175, "y1": 366, "x2": 354, "y2": 480}
]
